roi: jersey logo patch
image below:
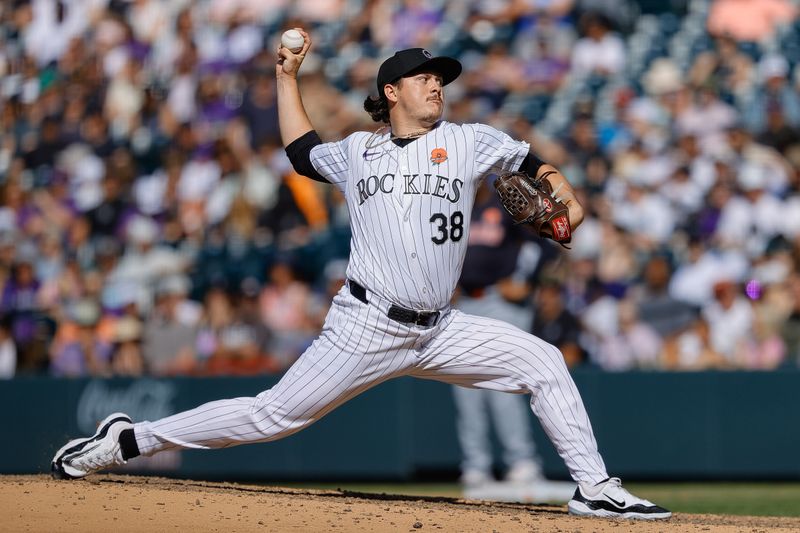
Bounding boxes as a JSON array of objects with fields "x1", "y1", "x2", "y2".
[{"x1": 430, "y1": 148, "x2": 448, "y2": 164}]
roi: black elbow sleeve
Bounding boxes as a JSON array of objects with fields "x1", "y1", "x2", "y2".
[
  {"x1": 285, "y1": 130, "x2": 327, "y2": 183},
  {"x1": 518, "y1": 153, "x2": 548, "y2": 176}
]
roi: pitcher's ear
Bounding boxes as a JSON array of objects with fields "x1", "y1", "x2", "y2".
[{"x1": 384, "y1": 83, "x2": 399, "y2": 103}]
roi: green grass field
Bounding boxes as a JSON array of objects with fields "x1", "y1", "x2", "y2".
[{"x1": 282, "y1": 482, "x2": 800, "y2": 517}]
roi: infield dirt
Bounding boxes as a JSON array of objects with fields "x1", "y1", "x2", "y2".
[{"x1": 3, "y1": 474, "x2": 798, "y2": 532}]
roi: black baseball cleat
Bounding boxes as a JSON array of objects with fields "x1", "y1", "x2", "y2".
[
  {"x1": 51, "y1": 413, "x2": 133, "y2": 480},
  {"x1": 567, "y1": 477, "x2": 672, "y2": 520}
]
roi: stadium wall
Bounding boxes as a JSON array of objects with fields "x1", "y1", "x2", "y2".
[{"x1": 3, "y1": 370, "x2": 798, "y2": 480}]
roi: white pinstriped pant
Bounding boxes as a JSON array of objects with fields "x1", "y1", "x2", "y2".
[{"x1": 134, "y1": 286, "x2": 608, "y2": 484}]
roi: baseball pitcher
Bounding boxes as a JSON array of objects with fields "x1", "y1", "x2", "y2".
[{"x1": 51, "y1": 30, "x2": 670, "y2": 520}]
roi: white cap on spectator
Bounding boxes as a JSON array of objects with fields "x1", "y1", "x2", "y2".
[
  {"x1": 642, "y1": 58, "x2": 683, "y2": 95},
  {"x1": 156, "y1": 274, "x2": 191, "y2": 297},
  {"x1": 126, "y1": 215, "x2": 159, "y2": 245},
  {"x1": 738, "y1": 163, "x2": 767, "y2": 191},
  {"x1": 68, "y1": 298, "x2": 101, "y2": 327},
  {"x1": 758, "y1": 54, "x2": 789, "y2": 82},
  {"x1": 114, "y1": 316, "x2": 143, "y2": 343}
]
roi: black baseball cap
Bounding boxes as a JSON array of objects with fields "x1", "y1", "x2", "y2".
[{"x1": 376, "y1": 48, "x2": 462, "y2": 96}]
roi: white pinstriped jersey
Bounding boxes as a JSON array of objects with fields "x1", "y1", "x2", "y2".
[{"x1": 310, "y1": 120, "x2": 529, "y2": 310}]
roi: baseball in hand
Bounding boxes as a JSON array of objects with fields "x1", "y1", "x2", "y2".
[{"x1": 281, "y1": 29, "x2": 304, "y2": 53}]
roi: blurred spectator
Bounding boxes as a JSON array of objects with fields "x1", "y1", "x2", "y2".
[
  {"x1": 669, "y1": 240, "x2": 748, "y2": 308},
  {"x1": 259, "y1": 260, "x2": 319, "y2": 368},
  {"x1": 519, "y1": 34, "x2": 570, "y2": 94},
  {"x1": 594, "y1": 298, "x2": 662, "y2": 371},
  {"x1": 109, "y1": 315, "x2": 145, "y2": 377},
  {"x1": 737, "y1": 294, "x2": 787, "y2": 370},
  {"x1": 594, "y1": 222, "x2": 637, "y2": 289},
  {"x1": 743, "y1": 54, "x2": 800, "y2": 135},
  {"x1": 575, "y1": 0, "x2": 634, "y2": 32},
  {"x1": 109, "y1": 215, "x2": 190, "y2": 307},
  {"x1": 689, "y1": 35, "x2": 754, "y2": 100},
  {"x1": 292, "y1": 0, "x2": 346, "y2": 25},
  {"x1": 630, "y1": 255, "x2": 696, "y2": 340},
  {"x1": 465, "y1": 43, "x2": 525, "y2": 111},
  {"x1": 1, "y1": 243, "x2": 47, "y2": 372},
  {"x1": 578, "y1": 284, "x2": 619, "y2": 364},
  {"x1": 198, "y1": 286, "x2": 274, "y2": 375},
  {"x1": 714, "y1": 162, "x2": 784, "y2": 257},
  {"x1": 756, "y1": 103, "x2": 800, "y2": 156},
  {"x1": 531, "y1": 281, "x2": 584, "y2": 367},
  {"x1": 141, "y1": 274, "x2": 200, "y2": 376},
  {"x1": 570, "y1": 12, "x2": 625, "y2": 78},
  {"x1": 675, "y1": 86, "x2": 738, "y2": 151},
  {"x1": 562, "y1": 115, "x2": 603, "y2": 170},
  {"x1": 702, "y1": 279, "x2": 754, "y2": 364},
  {"x1": 387, "y1": 0, "x2": 443, "y2": 50},
  {"x1": 662, "y1": 318, "x2": 729, "y2": 370},
  {"x1": 0, "y1": 314, "x2": 17, "y2": 378},
  {"x1": 659, "y1": 165, "x2": 705, "y2": 219},
  {"x1": 239, "y1": 68, "x2": 280, "y2": 148},
  {"x1": 724, "y1": 125, "x2": 792, "y2": 193},
  {"x1": 86, "y1": 170, "x2": 133, "y2": 239},
  {"x1": 23, "y1": 116, "x2": 65, "y2": 171},
  {"x1": 780, "y1": 274, "x2": 800, "y2": 367},
  {"x1": 612, "y1": 179, "x2": 676, "y2": 248},
  {"x1": 50, "y1": 298, "x2": 111, "y2": 377}
]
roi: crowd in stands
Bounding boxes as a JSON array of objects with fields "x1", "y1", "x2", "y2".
[{"x1": 0, "y1": 0, "x2": 799, "y2": 379}]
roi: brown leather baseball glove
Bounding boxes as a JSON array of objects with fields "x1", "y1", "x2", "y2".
[{"x1": 493, "y1": 171, "x2": 572, "y2": 244}]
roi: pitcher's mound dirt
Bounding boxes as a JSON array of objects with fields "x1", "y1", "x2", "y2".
[{"x1": 3, "y1": 475, "x2": 798, "y2": 532}]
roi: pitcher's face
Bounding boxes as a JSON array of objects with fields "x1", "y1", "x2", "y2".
[{"x1": 390, "y1": 71, "x2": 444, "y2": 126}]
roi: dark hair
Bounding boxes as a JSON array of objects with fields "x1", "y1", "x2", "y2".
[{"x1": 363, "y1": 95, "x2": 390, "y2": 123}]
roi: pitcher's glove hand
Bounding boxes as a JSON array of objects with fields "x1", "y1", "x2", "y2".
[{"x1": 494, "y1": 171, "x2": 572, "y2": 245}]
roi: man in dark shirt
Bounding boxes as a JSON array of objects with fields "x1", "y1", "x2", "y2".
[
  {"x1": 531, "y1": 281, "x2": 584, "y2": 368},
  {"x1": 453, "y1": 181, "x2": 573, "y2": 503}
]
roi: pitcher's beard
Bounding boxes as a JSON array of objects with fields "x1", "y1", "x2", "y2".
[{"x1": 417, "y1": 105, "x2": 443, "y2": 127}]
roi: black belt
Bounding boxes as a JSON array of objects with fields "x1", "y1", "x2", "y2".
[{"x1": 348, "y1": 279, "x2": 441, "y2": 327}]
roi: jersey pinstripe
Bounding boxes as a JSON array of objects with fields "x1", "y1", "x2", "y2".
[{"x1": 309, "y1": 121, "x2": 529, "y2": 310}]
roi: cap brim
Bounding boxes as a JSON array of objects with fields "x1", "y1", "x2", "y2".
[{"x1": 408, "y1": 57, "x2": 462, "y2": 86}]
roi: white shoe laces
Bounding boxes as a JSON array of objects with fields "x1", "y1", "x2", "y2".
[
  {"x1": 602, "y1": 477, "x2": 655, "y2": 506},
  {"x1": 69, "y1": 442, "x2": 126, "y2": 473}
]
